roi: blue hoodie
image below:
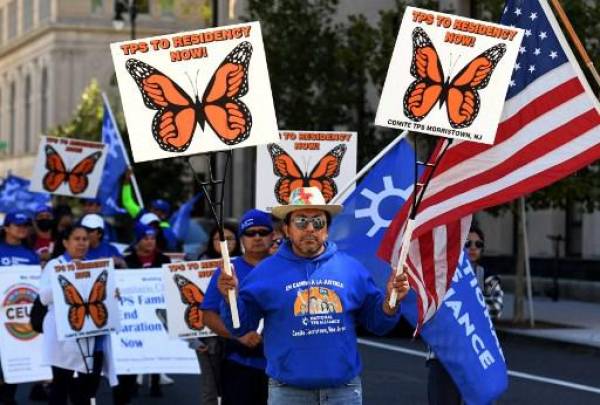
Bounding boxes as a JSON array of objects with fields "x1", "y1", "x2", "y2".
[{"x1": 221, "y1": 240, "x2": 400, "y2": 389}]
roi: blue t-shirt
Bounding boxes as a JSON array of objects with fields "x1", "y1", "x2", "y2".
[
  {"x1": 0, "y1": 242, "x2": 40, "y2": 266},
  {"x1": 87, "y1": 241, "x2": 122, "y2": 261},
  {"x1": 203, "y1": 256, "x2": 266, "y2": 370}
]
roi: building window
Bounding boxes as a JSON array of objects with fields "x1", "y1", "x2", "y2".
[
  {"x1": 41, "y1": 67, "x2": 48, "y2": 132},
  {"x1": 9, "y1": 81, "x2": 15, "y2": 154},
  {"x1": 159, "y1": 0, "x2": 174, "y2": 16},
  {"x1": 24, "y1": 75, "x2": 31, "y2": 152},
  {"x1": 91, "y1": 0, "x2": 103, "y2": 14},
  {"x1": 39, "y1": 0, "x2": 51, "y2": 22},
  {"x1": 7, "y1": 1, "x2": 16, "y2": 39},
  {"x1": 23, "y1": 0, "x2": 33, "y2": 32}
]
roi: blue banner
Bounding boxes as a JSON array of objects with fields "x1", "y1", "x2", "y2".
[
  {"x1": 98, "y1": 99, "x2": 128, "y2": 216},
  {"x1": 329, "y1": 138, "x2": 507, "y2": 404},
  {"x1": 0, "y1": 174, "x2": 50, "y2": 215}
]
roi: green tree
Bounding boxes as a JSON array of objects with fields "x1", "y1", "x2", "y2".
[{"x1": 48, "y1": 80, "x2": 103, "y2": 141}]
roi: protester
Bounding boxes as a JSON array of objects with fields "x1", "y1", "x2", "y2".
[
  {"x1": 39, "y1": 225, "x2": 114, "y2": 405},
  {"x1": 202, "y1": 209, "x2": 273, "y2": 405},
  {"x1": 0, "y1": 211, "x2": 39, "y2": 405},
  {"x1": 268, "y1": 219, "x2": 284, "y2": 255},
  {"x1": 31, "y1": 206, "x2": 55, "y2": 265},
  {"x1": 427, "y1": 226, "x2": 504, "y2": 405},
  {"x1": 121, "y1": 170, "x2": 179, "y2": 248},
  {"x1": 139, "y1": 212, "x2": 179, "y2": 252},
  {"x1": 466, "y1": 227, "x2": 504, "y2": 319},
  {"x1": 218, "y1": 187, "x2": 409, "y2": 404},
  {"x1": 52, "y1": 205, "x2": 73, "y2": 235},
  {"x1": 80, "y1": 214, "x2": 125, "y2": 268},
  {"x1": 80, "y1": 198, "x2": 117, "y2": 242},
  {"x1": 112, "y1": 223, "x2": 171, "y2": 403},
  {"x1": 189, "y1": 221, "x2": 242, "y2": 405}
]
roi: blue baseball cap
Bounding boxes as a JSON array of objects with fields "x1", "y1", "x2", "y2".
[
  {"x1": 151, "y1": 199, "x2": 171, "y2": 214},
  {"x1": 134, "y1": 223, "x2": 157, "y2": 243},
  {"x1": 238, "y1": 209, "x2": 273, "y2": 236},
  {"x1": 4, "y1": 211, "x2": 32, "y2": 226},
  {"x1": 34, "y1": 205, "x2": 53, "y2": 216}
]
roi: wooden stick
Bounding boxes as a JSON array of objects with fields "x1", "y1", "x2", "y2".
[
  {"x1": 549, "y1": 0, "x2": 600, "y2": 89},
  {"x1": 219, "y1": 240, "x2": 240, "y2": 328}
]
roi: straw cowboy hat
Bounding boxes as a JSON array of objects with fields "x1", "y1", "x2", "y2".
[{"x1": 271, "y1": 187, "x2": 343, "y2": 219}]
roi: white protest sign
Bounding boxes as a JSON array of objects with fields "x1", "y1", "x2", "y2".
[
  {"x1": 162, "y1": 259, "x2": 219, "y2": 340},
  {"x1": 0, "y1": 265, "x2": 52, "y2": 383},
  {"x1": 255, "y1": 131, "x2": 357, "y2": 212},
  {"x1": 30, "y1": 136, "x2": 107, "y2": 198},
  {"x1": 50, "y1": 259, "x2": 119, "y2": 341},
  {"x1": 375, "y1": 7, "x2": 524, "y2": 144},
  {"x1": 111, "y1": 269, "x2": 199, "y2": 375},
  {"x1": 110, "y1": 21, "x2": 279, "y2": 162}
]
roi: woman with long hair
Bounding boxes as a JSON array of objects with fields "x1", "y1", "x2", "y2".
[
  {"x1": 194, "y1": 221, "x2": 241, "y2": 405},
  {"x1": 39, "y1": 225, "x2": 114, "y2": 405}
]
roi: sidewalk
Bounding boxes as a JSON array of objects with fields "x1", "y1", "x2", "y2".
[{"x1": 498, "y1": 293, "x2": 600, "y2": 348}]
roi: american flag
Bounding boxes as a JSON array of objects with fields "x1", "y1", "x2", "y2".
[{"x1": 378, "y1": 0, "x2": 600, "y2": 327}]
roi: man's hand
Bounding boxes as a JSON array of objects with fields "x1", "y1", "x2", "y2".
[
  {"x1": 237, "y1": 331, "x2": 262, "y2": 348},
  {"x1": 217, "y1": 268, "x2": 238, "y2": 303},
  {"x1": 383, "y1": 268, "x2": 410, "y2": 315}
]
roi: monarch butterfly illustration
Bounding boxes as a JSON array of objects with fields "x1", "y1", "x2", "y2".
[
  {"x1": 58, "y1": 270, "x2": 108, "y2": 331},
  {"x1": 403, "y1": 27, "x2": 506, "y2": 128},
  {"x1": 126, "y1": 41, "x2": 253, "y2": 152},
  {"x1": 268, "y1": 143, "x2": 346, "y2": 204},
  {"x1": 42, "y1": 145, "x2": 102, "y2": 194},
  {"x1": 173, "y1": 274, "x2": 205, "y2": 331}
]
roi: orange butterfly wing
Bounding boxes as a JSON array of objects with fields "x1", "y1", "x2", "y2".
[
  {"x1": 67, "y1": 151, "x2": 102, "y2": 194},
  {"x1": 126, "y1": 59, "x2": 199, "y2": 152},
  {"x1": 403, "y1": 27, "x2": 445, "y2": 122},
  {"x1": 58, "y1": 275, "x2": 86, "y2": 331},
  {"x1": 87, "y1": 270, "x2": 108, "y2": 329},
  {"x1": 42, "y1": 145, "x2": 68, "y2": 192},
  {"x1": 307, "y1": 144, "x2": 346, "y2": 203},
  {"x1": 267, "y1": 143, "x2": 306, "y2": 204},
  {"x1": 446, "y1": 44, "x2": 506, "y2": 128},
  {"x1": 202, "y1": 41, "x2": 253, "y2": 145},
  {"x1": 174, "y1": 274, "x2": 205, "y2": 331}
]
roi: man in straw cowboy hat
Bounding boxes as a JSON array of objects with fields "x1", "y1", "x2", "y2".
[{"x1": 218, "y1": 187, "x2": 410, "y2": 404}]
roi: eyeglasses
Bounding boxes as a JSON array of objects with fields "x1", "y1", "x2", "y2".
[
  {"x1": 291, "y1": 216, "x2": 326, "y2": 230},
  {"x1": 243, "y1": 229, "x2": 272, "y2": 238},
  {"x1": 464, "y1": 240, "x2": 484, "y2": 249}
]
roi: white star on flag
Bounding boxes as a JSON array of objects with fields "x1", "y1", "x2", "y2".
[
  {"x1": 514, "y1": 7, "x2": 522, "y2": 16},
  {"x1": 549, "y1": 51, "x2": 558, "y2": 59},
  {"x1": 539, "y1": 31, "x2": 548, "y2": 40},
  {"x1": 525, "y1": 29, "x2": 532, "y2": 37},
  {"x1": 529, "y1": 12, "x2": 538, "y2": 20},
  {"x1": 534, "y1": 48, "x2": 541, "y2": 56},
  {"x1": 528, "y1": 65, "x2": 536, "y2": 73}
]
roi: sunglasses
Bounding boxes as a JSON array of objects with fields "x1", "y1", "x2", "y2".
[
  {"x1": 242, "y1": 229, "x2": 272, "y2": 237},
  {"x1": 464, "y1": 240, "x2": 484, "y2": 249},
  {"x1": 292, "y1": 216, "x2": 326, "y2": 230}
]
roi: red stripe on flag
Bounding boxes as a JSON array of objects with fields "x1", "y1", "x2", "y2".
[
  {"x1": 411, "y1": 141, "x2": 600, "y2": 237},
  {"x1": 418, "y1": 231, "x2": 437, "y2": 308},
  {"x1": 418, "y1": 109, "x2": 600, "y2": 212}
]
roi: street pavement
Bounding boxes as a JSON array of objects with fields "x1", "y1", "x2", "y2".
[{"x1": 14, "y1": 332, "x2": 600, "y2": 404}]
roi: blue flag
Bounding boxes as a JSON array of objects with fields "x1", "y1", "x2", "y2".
[
  {"x1": 169, "y1": 192, "x2": 204, "y2": 241},
  {"x1": 98, "y1": 98, "x2": 128, "y2": 216},
  {"x1": 329, "y1": 139, "x2": 507, "y2": 404},
  {"x1": 0, "y1": 174, "x2": 50, "y2": 215},
  {"x1": 329, "y1": 139, "x2": 416, "y2": 288}
]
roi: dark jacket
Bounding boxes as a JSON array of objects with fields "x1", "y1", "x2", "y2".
[{"x1": 124, "y1": 250, "x2": 171, "y2": 269}]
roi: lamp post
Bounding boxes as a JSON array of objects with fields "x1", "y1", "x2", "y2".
[{"x1": 113, "y1": 0, "x2": 137, "y2": 40}]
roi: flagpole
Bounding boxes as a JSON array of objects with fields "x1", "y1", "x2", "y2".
[
  {"x1": 101, "y1": 92, "x2": 145, "y2": 208},
  {"x1": 330, "y1": 130, "x2": 409, "y2": 205},
  {"x1": 548, "y1": 0, "x2": 600, "y2": 89},
  {"x1": 519, "y1": 197, "x2": 535, "y2": 327}
]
